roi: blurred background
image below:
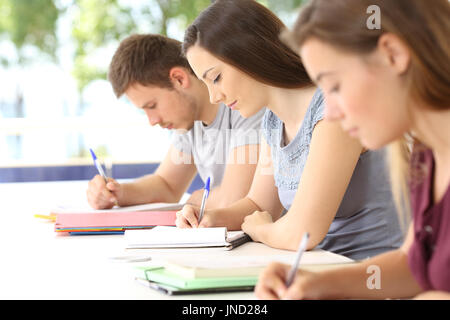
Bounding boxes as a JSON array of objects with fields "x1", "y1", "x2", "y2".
[{"x1": 0, "y1": 0, "x2": 304, "y2": 183}]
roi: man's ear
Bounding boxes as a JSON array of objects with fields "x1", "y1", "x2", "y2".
[
  {"x1": 377, "y1": 33, "x2": 411, "y2": 75},
  {"x1": 169, "y1": 67, "x2": 191, "y2": 89}
]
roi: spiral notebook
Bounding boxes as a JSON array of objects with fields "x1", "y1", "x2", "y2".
[{"x1": 124, "y1": 226, "x2": 251, "y2": 250}]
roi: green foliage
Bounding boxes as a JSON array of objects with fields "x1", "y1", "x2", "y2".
[
  {"x1": 0, "y1": 0, "x2": 60, "y2": 64},
  {"x1": 0, "y1": 0, "x2": 306, "y2": 92},
  {"x1": 70, "y1": 0, "x2": 137, "y2": 92},
  {"x1": 71, "y1": 0, "x2": 136, "y2": 56},
  {"x1": 70, "y1": 0, "x2": 213, "y2": 93},
  {"x1": 147, "y1": 0, "x2": 211, "y2": 35}
]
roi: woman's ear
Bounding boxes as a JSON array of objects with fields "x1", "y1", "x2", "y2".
[
  {"x1": 169, "y1": 67, "x2": 191, "y2": 89},
  {"x1": 377, "y1": 33, "x2": 411, "y2": 75}
]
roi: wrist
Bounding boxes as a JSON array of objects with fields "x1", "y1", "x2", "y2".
[
  {"x1": 116, "y1": 183, "x2": 131, "y2": 206},
  {"x1": 315, "y1": 267, "x2": 353, "y2": 299},
  {"x1": 209, "y1": 208, "x2": 239, "y2": 230},
  {"x1": 251, "y1": 222, "x2": 272, "y2": 243}
]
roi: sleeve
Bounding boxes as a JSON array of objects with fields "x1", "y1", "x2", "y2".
[
  {"x1": 310, "y1": 89, "x2": 325, "y2": 126},
  {"x1": 259, "y1": 108, "x2": 281, "y2": 148},
  {"x1": 228, "y1": 107, "x2": 266, "y2": 150}
]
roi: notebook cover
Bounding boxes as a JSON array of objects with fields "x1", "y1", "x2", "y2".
[
  {"x1": 142, "y1": 267, "x2": 258, "y2": 290},
  {"x1": 54, "y1": 210, "x2": 177, "y2": 230},
  {"x1": 135, "y1": 277, "x2": 254, "y2": 295}
]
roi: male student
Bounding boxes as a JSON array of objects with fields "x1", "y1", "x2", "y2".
[{"x1": 86, "y1": 34, "x2": 264, "y2": 209}]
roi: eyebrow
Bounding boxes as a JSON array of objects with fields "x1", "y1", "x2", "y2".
[
  {"x1": 202, "y1": 67, "x2": 215, "y2": 79},
  {"x1": 315, "y1": 71, "x2": 335, "y2": 83}
]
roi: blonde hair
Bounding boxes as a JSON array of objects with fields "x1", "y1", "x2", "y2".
[{"x1": 387, "y1": 138, "x2": 412, "y2": 232}]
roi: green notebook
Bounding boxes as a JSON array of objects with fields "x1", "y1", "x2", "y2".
[
  {"x1": 136, "y1": 266, "x2": 258, "y2": 290},
  {"x1": 135, "y1": 277, "x2": 255, "y2": 295}
]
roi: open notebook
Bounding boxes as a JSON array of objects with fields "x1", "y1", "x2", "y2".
[{"x1": 124, "y1": 226, "x2": 251, "y2": 250}]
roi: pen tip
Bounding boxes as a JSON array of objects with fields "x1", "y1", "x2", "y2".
[{"x1": 89, "y1": 148, "x2": 97, "y2": 160}]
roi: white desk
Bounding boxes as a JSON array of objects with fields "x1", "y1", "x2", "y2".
[{"x1": 0, "y1": 180, "x2": 351, "y2": 300}]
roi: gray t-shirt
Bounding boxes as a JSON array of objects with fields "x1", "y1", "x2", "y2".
[
  {"x1": 172, "y1": 103, "x2": 265, "y2": 187},
  {"x1": 262, "y1": 89, "x2": 402, "y2": 260}
]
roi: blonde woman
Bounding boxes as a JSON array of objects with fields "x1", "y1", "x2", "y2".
[{"x1": 256, "y1": 0, "x2": 450, "y2": 299}]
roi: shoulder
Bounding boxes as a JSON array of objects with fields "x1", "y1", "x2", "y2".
[
  {"x1": 261, "y1": 108, "x2": 282, "y2": 146},
  {"x1": 262, "y1": 108, "x2": 280, "y2": 129},
  {"x1": 307, "y1": 88, "x2": 326, "y2": 127}
]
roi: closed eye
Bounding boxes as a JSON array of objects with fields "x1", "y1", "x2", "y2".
[
  {"x1": 330, "y1": 84, "x2": 340, "y2": 93},
  {"x1": 144, "y1": 104, "x2": 156, "y2": 110},
  {"x1": 213, "y1": 74, "x2": 222, "y2": 84}
]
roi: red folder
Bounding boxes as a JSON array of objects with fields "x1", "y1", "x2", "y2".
[{"x1": 54, "y1": 210, "x2": 177, "y2": 233}]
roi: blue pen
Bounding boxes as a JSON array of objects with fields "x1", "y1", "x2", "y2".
[
  {"x1": 197, "y1": 177, "x2": 211, "y2": 224},
  {"x1": 89, "y1": 148, "x2": 108, "y2": 183}
]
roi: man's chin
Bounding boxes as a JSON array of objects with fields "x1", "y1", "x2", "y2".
[
  {"x1": 172, "y1": 123, "x2": 193, "y2": 133},
  {"x1": 183, "y1": 122, "x2": 195, "y2": 131}
]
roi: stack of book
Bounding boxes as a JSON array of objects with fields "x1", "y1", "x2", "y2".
[
  {"x1": 52, "y1": 203, "x2": 182, "y2": 235},
  {"x1": 54, "y1": 211, "x2": 178, "y2": 235},
  {"x1": 134, "y1": 251, "x2": 354, "y2": 295},
  {"x1": 124, "y1": 226, "x2": 251, "y2": 249},
  {"x1": 134, "y1": 260, "x2": 259, "y2": 295}
]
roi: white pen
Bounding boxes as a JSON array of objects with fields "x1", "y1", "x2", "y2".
[
  {"x1": 197, "y1": 176, "x2": 211, "y2": 224},
  {"x1": 285, "y1": 232, "x2": 310, "y2": 287}
]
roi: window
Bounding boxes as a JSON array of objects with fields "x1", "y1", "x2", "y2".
[{"x1": 0, "y1": 0, "x2": 303, "y2": 182}]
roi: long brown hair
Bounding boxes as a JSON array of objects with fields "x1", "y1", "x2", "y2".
[
  {"x1": 182, "y1": 0, "x2": 312, "y2": 89},
  {"x1": 284, "y1": 0, "x2": 450, "y2": 228}
]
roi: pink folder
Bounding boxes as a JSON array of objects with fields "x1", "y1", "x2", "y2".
[{"x1": 55, "y1": 210, "x2": 177, "y2": 232}]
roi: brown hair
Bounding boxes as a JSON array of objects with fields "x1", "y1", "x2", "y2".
[
  {"x1": 284, "y1": 0, "x2": 450, "y2": 228},
  {"x1": 108, "y1": 34, "x2": 194, "y2": 98},
  {"x1": 182, "y1": 0, "x2": 312, "y2": 89}
]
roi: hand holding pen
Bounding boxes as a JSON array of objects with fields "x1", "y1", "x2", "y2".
[
  {"x1": 255, "y1": 232, "x2": 311, "y2": 299},
  {"x1": 175, "y1": 177, "x2": 211, "y2": 228},
  {"x1": 197, "y1": 176, "x2": 210, "y2": 224},
  {"x1": 87, "y1": 148, "x2": 121, "y2": 209}
]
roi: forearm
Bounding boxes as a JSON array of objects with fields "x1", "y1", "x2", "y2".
[
  {"x1": 205, "y1": 186, "x2": 239, "y2": 208},
  {"x1": 254, "y1": 211, "x2": 318, "y2": 251},
  {"x1": 186, "y1": 187, "x2": 224, "y2": 209},
  {"x1": 256, "y1": 220, "x2": 301, "y2": 251},
  {"x1": 315, "y1": 249, "x2": 423, "y2": 299},
  {"x1": 414, "y1": 291, "x2": 450, "y2": 300},
  {"x1": 119, "y1": 174, "x2": 181, "y2": 206},
  {"x1": 211, "y1": 197, "x2": 261, "y2": 230}
]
